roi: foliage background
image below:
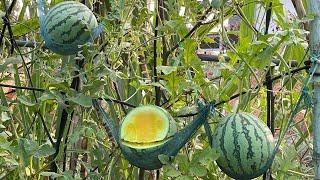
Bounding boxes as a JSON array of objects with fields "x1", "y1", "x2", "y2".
[{"x1": 0, "y1": 0, "x2": 314, "y2": 179}]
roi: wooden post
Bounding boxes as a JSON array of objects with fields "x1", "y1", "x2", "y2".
[{"x1": 309, "y1": 0, "x2": 320, "y2": 178}]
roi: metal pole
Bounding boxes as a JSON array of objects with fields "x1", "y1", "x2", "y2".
[
  {"x1": 263, "y1": 2, "x2": 274, "y2": 179},
  {"x1": 266, "y1": 67, "x2": 275, "y2": 135}
]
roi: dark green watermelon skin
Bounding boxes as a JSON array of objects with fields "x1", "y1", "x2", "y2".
[
  {"x1": 42, "y1": 1, "x2": 98, "y2": 55},
  {"x1": 213, "y1": 112, "x2": 275, "y2": 179}
]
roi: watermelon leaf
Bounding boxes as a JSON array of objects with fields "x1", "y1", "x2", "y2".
[
  {"x1": 68, "y1": 93, "x2": 92, "y2": 107},
  {"x1": 189, "y1": 165, "x2": 207, "y2": 177}
]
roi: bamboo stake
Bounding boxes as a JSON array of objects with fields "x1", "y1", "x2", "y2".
[
  {"x1": 291, "y1": 0, "x2": 309, "y2": 31},
  {"x1": 309, "y1": 0, "x2": 320, "y2": 178}
]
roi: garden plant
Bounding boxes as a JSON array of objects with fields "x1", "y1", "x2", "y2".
[{"x1": 0, "y1": 0, "x2": 319, "y2": 179}]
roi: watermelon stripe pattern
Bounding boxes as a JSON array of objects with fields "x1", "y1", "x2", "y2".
[
  {"x1": 45, "y1": 4, "x2": 85, "y2": 24},
  {"x1": 40, "y1": 1, "x2": 99, "y2": 55},
  {"x1": 213, "y1": 112, "x2": 275, "y2": 179},
  {"x1": 46, "y1": 10, "x2": 87, "y2": 33}
]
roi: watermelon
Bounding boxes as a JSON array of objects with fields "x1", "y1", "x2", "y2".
[
  {"x1": 120, "y1": 105, "x2": 177, "y2": 149},
  {"x1": 40, "y1": 1, "x2": 99, "y2": 55},
  {"x1": 93, "y1": 99, "x2": 213, "y2": 170},
  {"x1": 119, "y1": 105, "x2": 177, "y2": 169},
  {"x1": 212, "y1": 112, "x2": 275, "y2": 179}
]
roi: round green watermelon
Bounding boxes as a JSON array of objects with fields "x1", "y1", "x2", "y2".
[
  {"x1": 212, "y1": 112, "x2": 275, "y2": 179},
  {"x1": 43, "y1": 1, "x2": 98, "y2": 55},
  {"x1": 119, "y1": 105, "x2": 177, "y2": 170}
]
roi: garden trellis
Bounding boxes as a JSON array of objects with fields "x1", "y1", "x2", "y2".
[{"x1": 0, "y1": 0, "x2": 316, "y2": 179}]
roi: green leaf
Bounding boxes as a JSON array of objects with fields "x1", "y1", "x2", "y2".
[
  {"x1": 158, "y1": 154, "x2": 170, "y2": 165},
  {"x1": 3, "y1": 157, "x2": 19, "y2": 166},
  {"x1": 283, "y1": 43, "x2": 306, "y2": 63},
  {"x1": 69, "y1": 126, "x2": 84, "y2": 145},
  {"x1": 0, "y1": 56, "x2": 21, "y2": 72},
  {"x1": 0, "y1": 11, "x2": 4, "y2": 17},
  {"x1": 39, "y1": 90, "x2": 65, "y2": 104},
  {"x1": 139, "y1": 82, "x2": 165, "y2": 90},
  {"x1": 198, "y1": 147, "x2": 220, "y2": 165},
  {"x1": 0, "y1": 105, "x2": 10, "y2": 112},
  {"x1": 182, "y1": 38, "x2": 200, "y2": 66},
  {"x1": 17, "y1": 96, "x2": 36, "y2": 107},
  {"x1": 34, "y1": 144, "x2": 55, "y2": 158},
  {"x1": 175, "y1": 154, "x2": 189, "y2": 174},
  {"x1": 240, "y1": 0, "x2": 255, "y2": 43},
  {"x1": 175, "y1": 175, "x2": 193, "y2": 180},
  {"x1": 157, "y1": 66, "x2": 177, "y2": 75},
  {"x1": 82, "y1": 79, "x2": 105, "y2": 94},
  {"x1": 189, "y1": 165, "x2": 207, "y2": 177},
  {"x1": 220, "y1": 75, "x2": 238, "y2": 100},
  {"x1": 40, "y1": 172, "x2": 63, "y2": 178},
  {"x1": 175, "y1": 106, "x2": 197, "y2": 116},
  {"x1": 203, "y1": 36, "x2": 215, "y2": 44},
  {"x1": 14, "y1": 138, "x2": 39, "y2": 167},
  {"x1": 38, "y1": 92, "x2": 56, "y2": 102},
  {"x1": 254, "y1": 34, "x2": 288, "y2": 68},
  {"x1": 11, "y1": 18, "x2": 39, "y2": 37},
  {"x1": 69, "y1": 93, "x2": 92, "y2": 107},
  {"x1": 165, "y1": 166, "x2": 181, "y2": 177}
]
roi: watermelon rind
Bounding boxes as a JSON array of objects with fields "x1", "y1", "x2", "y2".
[{"x1": 120, "y1": 105, "x2": 177, "y2": 149}]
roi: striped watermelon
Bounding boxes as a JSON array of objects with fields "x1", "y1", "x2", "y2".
[
  {"x1": 212, "y1": 112, "x2": 275, "y2": 179},
  {"x1": 40, "y1": 1, "x2": 99, "y2": 55}
]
